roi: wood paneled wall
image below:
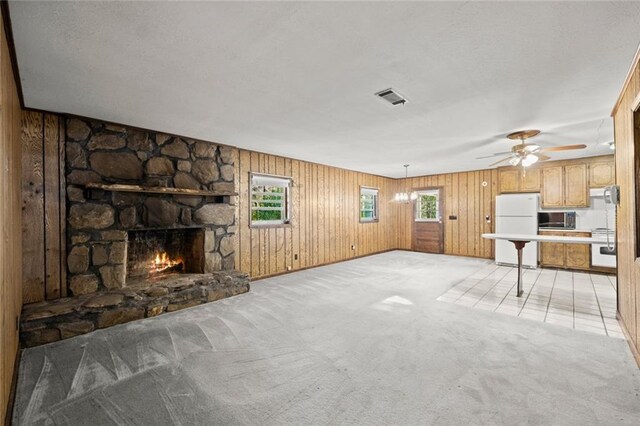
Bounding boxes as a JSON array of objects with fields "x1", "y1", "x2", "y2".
[
  {"x1": 0, "y1": 8, "x2": 23, "y2": 423},
  {"x1": 395, "y1": 169, "x2": 498, "y2": 258},
  {"x1": 235, "y1": 150, "x2": 398, "y2": 279},
  {"x1": 612, "y1": 47, "x2": 640, "y2": 365},
  {"x1": 21, "y1": 111, "x2": 66, "y2": 303}
]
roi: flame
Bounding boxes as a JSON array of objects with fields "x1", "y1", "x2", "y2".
[{"x1": 149, "y1": 251, "x2": 182, "y2": 274}]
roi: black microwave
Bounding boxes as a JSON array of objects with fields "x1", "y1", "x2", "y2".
[{"x1": 538, "y1": 212, "x2": 576, "y2": 229}]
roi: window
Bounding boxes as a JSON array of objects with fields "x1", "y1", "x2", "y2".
[
  {"x1": 415, "y1": 190, "x2": 440, "y2": 221},
  {"x1": 250, "y1": 173, "x2": 292, "y2": 226},
  {"x1": 360, "y1": 187, "x2": 379, "y2": 222}
]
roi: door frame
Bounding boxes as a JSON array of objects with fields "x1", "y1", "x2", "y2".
[{"x1": 411, "y1": 186, "x2": 445, "y2": 253}]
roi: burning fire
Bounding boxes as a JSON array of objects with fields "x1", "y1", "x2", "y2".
[{"x1": 150, "y1": 252, "x2": 182, "y2": 274}]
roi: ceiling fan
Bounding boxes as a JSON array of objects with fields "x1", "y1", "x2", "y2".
[{"x1": 479, "y1": 130, "x2": 587, "y2": 168}]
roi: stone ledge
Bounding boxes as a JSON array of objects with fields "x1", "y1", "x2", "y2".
[{"x1": 20, "y1": 271, "x2": 250, "y2": 347}]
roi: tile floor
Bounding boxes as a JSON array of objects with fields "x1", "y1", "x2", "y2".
[{"x1": 437, "y1": 264, "x2": 623, "y2": 338}]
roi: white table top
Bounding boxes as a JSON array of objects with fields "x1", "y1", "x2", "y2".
[{"x1": 482, "y1": 233, "x2": 611, "y2": 244}]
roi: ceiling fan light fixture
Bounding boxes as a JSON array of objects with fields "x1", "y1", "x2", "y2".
[
  {"x1": 486, "y1": 129, "x2": 587, "y2": 168},
  {"x1": 522, "y1": 154, "x2": 539, "y2": 167}
]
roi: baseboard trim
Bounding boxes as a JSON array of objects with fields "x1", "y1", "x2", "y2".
[
  {"x1": 395, "y1": 248, "x2": 494, "y2": 261},
  {"x1": 617, "y1": 312, "x2": 640, "y2": 369},
  {"x1": 249, "y1": 249, "x2": 495, "y2": 282},
  {"x1": 249, "y1": 249, "x2": 397, "y2": 281},
  {"x1": 4, "y1": 346, "x2": 20, "y2": 426}
]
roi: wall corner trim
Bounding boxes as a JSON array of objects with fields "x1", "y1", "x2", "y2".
[{"x1": 612, "y1": 41, "x2": 640, "y2": 117}]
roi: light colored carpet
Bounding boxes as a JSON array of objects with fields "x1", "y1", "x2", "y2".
[{"x1": 13, "y1": 251, "x2": 640, "y2": 425}]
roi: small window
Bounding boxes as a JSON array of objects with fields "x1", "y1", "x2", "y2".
[
  {"x1": 360, "y1": 187, "x2": 379, "y2": 222},
  {"x1": 416, "y1": 190, "x2": 440, "y2": 221},
  {"x1": 250, "y1": 173, "x2": 292, "y2": 226}
]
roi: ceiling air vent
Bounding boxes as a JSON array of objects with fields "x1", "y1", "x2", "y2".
[{"x1": 375, "y1": 88, "x2": 407, "y2": 105}]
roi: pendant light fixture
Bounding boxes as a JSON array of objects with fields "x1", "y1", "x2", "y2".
[{"x1": 394, "y1": 164, "x2": 418, "y2": 203}]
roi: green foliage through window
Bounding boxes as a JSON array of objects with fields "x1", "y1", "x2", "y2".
[
  {"x1": 416, "y1": 192, "x2": 439, "y2": 221},
  {"x1": 360, "y1": 188, "x2": 378, "y2": 222},
  {"x1": 251, "y1": 174, "x2": 292, "y2": 225}
]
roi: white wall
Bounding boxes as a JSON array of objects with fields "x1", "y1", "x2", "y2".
[{"x1": 539, "y1": 196, "x2": 615, "y2": 231}]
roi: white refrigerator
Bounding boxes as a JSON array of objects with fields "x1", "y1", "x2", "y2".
[{"x1": 495, "y1": 194, "x2": 539, "y2": 268}]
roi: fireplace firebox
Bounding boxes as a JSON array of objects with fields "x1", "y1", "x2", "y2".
[{"x1": 127, "y1": 228, "x2": 205, "y2": 281}]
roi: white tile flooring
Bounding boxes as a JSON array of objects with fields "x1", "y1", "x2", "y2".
[{"x1": 437, "y1": 264, "x2": 623, "y2": 338}]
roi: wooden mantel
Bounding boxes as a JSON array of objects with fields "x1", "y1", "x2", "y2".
[{"x1": 84, "y1": 182, "x2": 238, "y2": 197}]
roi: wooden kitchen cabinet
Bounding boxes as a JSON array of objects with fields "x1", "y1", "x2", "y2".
[
  {"x1": 565, "y1": 242, "x2": 591, "y2": 270},
  {"x1": 520, "y1": 168, "x2": 541, "y2": 192},
  {"x1": 541, "y1": 164, "x2": 590, "y2": 208},
  {"x1": 499, "y1": 169, "x2": 520, "y2": 193},
  {"x1": 541, "y1": 166, "x2": 564, "y2": 207},
  {"x1": 539, "y1": 231, "x2": 566, "y2": 268},
  {"x1": 564, "y1": 164, "x2": 589, "y2": 207},
  {"x1": 539, "y1": 230, "x2": 591, "y2": 271},
  {"x1": 498, "y1": 168, "x2": 540, "y2": 193},
  {"x1": 590, "y1": 160, "x2": 615, "y2": 188}
]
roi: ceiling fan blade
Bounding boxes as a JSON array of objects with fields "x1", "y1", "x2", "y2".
[
  {"x1": 475, "y1": 151, "x2": 512, "y2": 159},
  {"x1": 538, "y1": 144, "x2": 587, "y2": 152},
  {"x1": 488, "y1": 155, "x2": 514, "y2": 167},
  {"x1": 536, "y1": 153, "x2": 551, "y2": 161}
]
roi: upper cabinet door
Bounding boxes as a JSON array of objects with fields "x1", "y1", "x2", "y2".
[
  {"x1": 564, "y1": 164, "x2": 590, "y2": 207},
  {"x1": 590, "y1": 160, "x2": 615, "y2": 188},
  {"x1": 499, "y1": 169, "x2": 520, "y2": 193},
  {"x1": 520, "y1": 168, "x2": 541, "y2": 192},
  {"x1": 542, "y1": 166, "x2": 564, "y2": 207}
]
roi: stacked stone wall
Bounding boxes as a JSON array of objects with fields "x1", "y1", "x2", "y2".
[{"x1": 64, "y1": 118, "x2": 238, "y2": 295}]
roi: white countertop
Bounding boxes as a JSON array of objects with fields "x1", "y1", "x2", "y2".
[{"x1": 482, "y1": 233, "x2": 610, "y2": 244}]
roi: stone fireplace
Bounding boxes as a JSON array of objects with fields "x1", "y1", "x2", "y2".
[
  {"x1": 19, "y1": 118, "x2": 250, "y2": 347},
  {"x1": 65, "y1": 118, "x2": 238, "y2": 296}
]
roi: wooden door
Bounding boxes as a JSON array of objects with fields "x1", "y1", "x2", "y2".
[
  {"x1": 564, "y1": 164, "x2": 589, "y2": 207},
  {"x1": 590, "y1": 161, "x2": 615, "y2": 188},
  {"x1": 539, "y1": 231, "x2": 565, "y2": 267},
  {"x1": 520, "y1": 168, "x2": 541, "y2": 192},
  {"x1": 412, "y1": 188, "x2": 444, "y2": 253},
  {"x1": 542, "y1": 166, "x2": 564, "y2": 208},
  {"x1": 499, "y1": 169, "x2": 520, "y2": 193}
]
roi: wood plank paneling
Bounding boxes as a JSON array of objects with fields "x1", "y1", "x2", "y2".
[
  {"x1": 21, "y1": 111, "x2": 45, "y2": 303},
  {"x1": 1, "y1": 7, "x2": 23, "y2": 422},
  {"x1": 235, "y1": 150, "x2": 397, "y2": 279},
  {"x1": 612, "y1": 48, "x2": 640, "y2": 366},
  {"x1": 20, "y1": 112, "x2": 66, "y2": 303},
  {"x1": 396, "y1": 169, "x2": 497, "y2": 259},
  {"x1": 44, "y1": 114, "x2": 62, "y2": 299}
]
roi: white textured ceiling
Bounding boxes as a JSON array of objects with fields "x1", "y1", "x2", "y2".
[{"x1": 9, "y1": 1, "x2": 640, "y2": 177}]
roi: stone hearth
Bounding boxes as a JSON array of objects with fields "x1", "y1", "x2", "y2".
[
  {"x1": 21, "y1": 271, "x2": 250, "y2": 347},
  {"x1": 19, "y1": 118, "x2": 248, "y2": 348}
]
